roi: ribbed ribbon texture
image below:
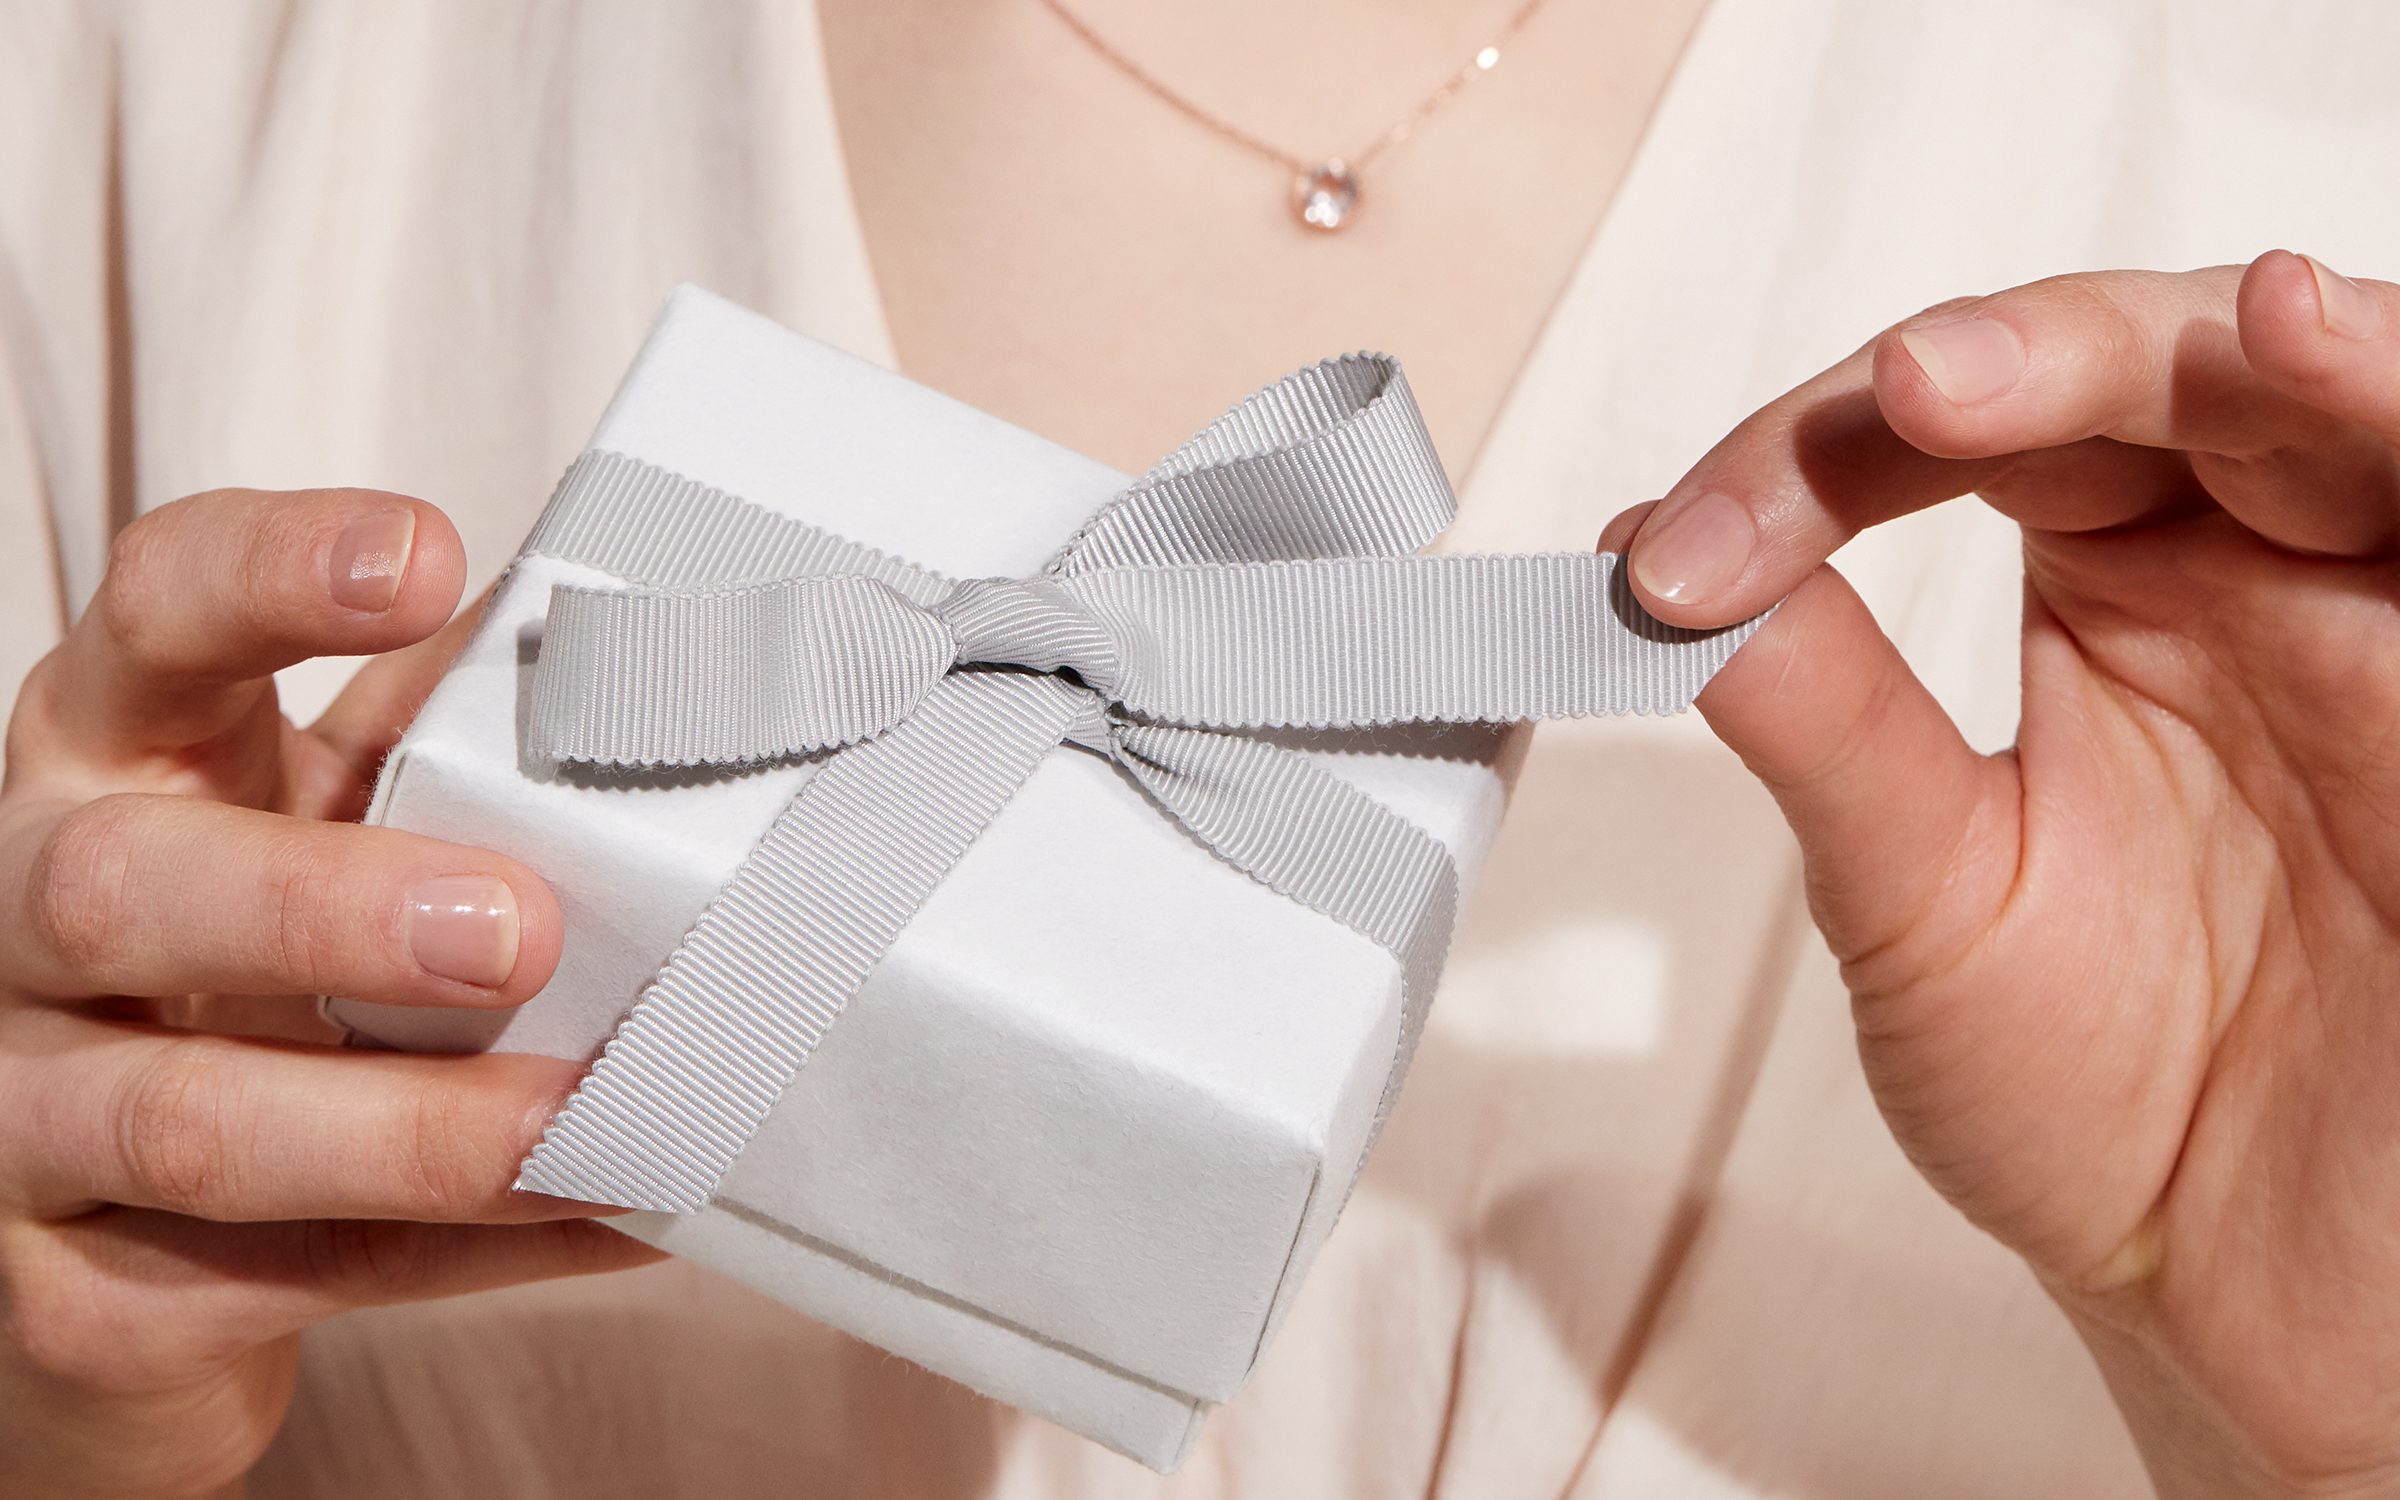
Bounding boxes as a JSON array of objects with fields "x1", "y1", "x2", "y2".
[{"x1": 513, "y1": 355, "x2": 1769, "y2": 1213}]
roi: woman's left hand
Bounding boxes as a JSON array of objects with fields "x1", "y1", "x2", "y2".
[{"x1": 1610, "y1": 251, "x2": 2400, "y2": 1499}]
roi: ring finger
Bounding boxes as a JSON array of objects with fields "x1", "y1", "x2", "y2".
[{"x1": 0, "y1": 1005, "x2": 602, "y2": 1223}]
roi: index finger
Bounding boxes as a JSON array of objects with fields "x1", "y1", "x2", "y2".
[
  {"x1": 12, "y1": 489, "x2": 466, "y2": 788},
  {"x1": 1622, "y1": 258, "x2": 2400, "y2": 628}
]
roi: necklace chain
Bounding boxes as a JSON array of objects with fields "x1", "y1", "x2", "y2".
[{"x1": 1037, "y1": 0, "x2": 1554, "y2": 230}]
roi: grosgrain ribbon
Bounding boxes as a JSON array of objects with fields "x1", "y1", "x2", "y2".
[{"x1": 513, "y1": 356, "x2": 1767, "y2": 1213}]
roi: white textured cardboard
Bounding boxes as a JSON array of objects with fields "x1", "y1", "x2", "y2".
[{"x1": 328, "y1": 287, "x2": 1506, "y2": 1470}]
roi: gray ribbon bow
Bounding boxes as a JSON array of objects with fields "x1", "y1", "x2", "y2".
[{"x1": 513, "y1": 356, "x2": 1765, "y2": 1213}]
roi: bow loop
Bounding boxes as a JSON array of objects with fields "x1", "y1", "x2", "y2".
[
  {"x1": 528, "y1": 575, "x2": 953, "y2": 766},
  {"x1": 1050, "y1": 355, "x2": 1456, "y2": 575}
]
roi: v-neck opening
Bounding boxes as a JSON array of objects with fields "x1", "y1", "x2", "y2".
[{"x1": 806, "y1": 0, "x2": 1722, "y2": 510}]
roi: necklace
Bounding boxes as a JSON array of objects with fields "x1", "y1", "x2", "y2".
[{"x1": 1037, "y1": 0, "x2": 1553, "y2": 233}]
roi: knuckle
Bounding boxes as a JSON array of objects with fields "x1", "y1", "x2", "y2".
[
  {"x1": 24, "y1": 796, "x2": 149, "y2": 985},
  {"x1": 297, "y1": 1219, "x2": 447, "y2": 1294},
  {"x1": 396, "y1": 1077, "x2": 513, "y2": 1220},
  {"x1": 255, "y1": 829, "x2": 358, "y2": 994},
  {"x1": 113, "y1": 1037, "x2": 242, "y2": 1217},
  {"x1": 2049, "y1": 276, "x2": 2147, "y2": 353},
  {"x1": 95, "y1": 506, "x2": 198, "y2": 674}
]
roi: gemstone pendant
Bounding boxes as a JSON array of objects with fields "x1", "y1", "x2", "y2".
[{"x1": 1292, "y1": 159, "x2": 1359, "y2": 232}]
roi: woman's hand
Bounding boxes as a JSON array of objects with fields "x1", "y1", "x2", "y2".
[
  {"x1": 1610, "y1": 251, "x2": 2400, "y2": 1498},
  {"x1": 0, "y1": 491, "x2": 661, "y2": 1499}
]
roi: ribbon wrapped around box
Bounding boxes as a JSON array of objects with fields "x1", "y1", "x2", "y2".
[{"x1": 327, "y1": 286, "x2": 1765, "y2": 1469}]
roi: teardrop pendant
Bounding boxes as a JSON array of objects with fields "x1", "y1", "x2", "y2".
[{"x1": 1292, "y1": 160, "x2": 1360, "y2": 233}]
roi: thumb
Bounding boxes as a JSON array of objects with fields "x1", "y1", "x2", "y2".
[{"x1": 1694, "y1": 562, "x2": 2017, "y2": 986}]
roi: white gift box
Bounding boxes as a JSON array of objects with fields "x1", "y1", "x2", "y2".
[{"x1": 329, "y1": 287, "x2": 1505, "y2": 1469}]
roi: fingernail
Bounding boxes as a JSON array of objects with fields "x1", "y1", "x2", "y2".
[
  {"x1": 1899, "y1": 319, "x2": 2025, "y2": 406},
  {"x1": 406, "y1": 875, "x2": 520, "y2": 988},
  {"x1": 330, "y1": 509, "x2": 416, "y2": 612},
  {"x1": 1631, "y1": 491, "x2": 1754, "y2": 606},
  {"x1": 2306, "y1": 255, "x2": 2383, "y2": 340}
]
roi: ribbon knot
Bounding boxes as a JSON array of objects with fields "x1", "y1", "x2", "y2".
[
  {"x1": 507, "y1": 354, "x2": 1771, "y2": 1214},
  {"x1": 935, "y1": 576, "x2": 1125, "y2": 697}
]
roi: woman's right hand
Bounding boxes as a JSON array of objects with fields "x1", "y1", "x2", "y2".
[{"x1": 0, "y1": 490, "x2": 662, "y2": 1499}]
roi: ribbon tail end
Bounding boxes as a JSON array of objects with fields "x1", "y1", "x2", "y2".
[{"x1": 515, "y1": 1143, "x2": 711, "y2": 1215}]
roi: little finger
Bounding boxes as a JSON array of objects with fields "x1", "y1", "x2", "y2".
[{"x1": 3, "y1": 1212, "x2": 658, "y2": 1393}]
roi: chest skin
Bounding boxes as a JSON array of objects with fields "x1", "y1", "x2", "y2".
[{"x1": 817, "y1": 0, "x2": 1713, "y2": 489}]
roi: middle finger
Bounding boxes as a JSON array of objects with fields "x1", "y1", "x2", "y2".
[
  {"x1": 1874, "y1": 264, "x2": 2400, "y2": 555},
  {"x1": 1627, "y1": 265, "x2": 2399, "y2": 627},
  {"x1": 0, "y1": 794, "x2": 560, "y2": 1007}
]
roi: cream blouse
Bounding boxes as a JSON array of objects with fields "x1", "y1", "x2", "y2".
[{"x1": 5, "y1": 2, "x2": 2399, "y2": 1495}]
